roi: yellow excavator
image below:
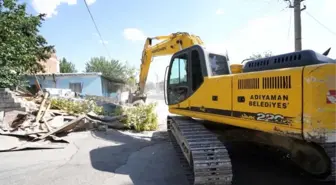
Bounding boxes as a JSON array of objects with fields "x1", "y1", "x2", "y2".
[{"x1": 131, "y1": 32, "x2": 336, "y2": 184}]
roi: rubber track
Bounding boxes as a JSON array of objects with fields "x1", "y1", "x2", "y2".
[
  {"x1": 321, "y1": 142, "x2": 336, "y2": 181},
  {"x1": 167, "y1": 116, "x2": 233, "y2": 185}
]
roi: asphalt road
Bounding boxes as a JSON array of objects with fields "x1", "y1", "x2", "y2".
[{"x1": 0, "y1": 93, "x2": 333, "y2": 185}]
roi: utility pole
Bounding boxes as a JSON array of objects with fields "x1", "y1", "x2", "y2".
[{"x1": 286, "y1": 0, "x2": 306, "y2": 51}]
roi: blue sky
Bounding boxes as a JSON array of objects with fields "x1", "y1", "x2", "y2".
[{"x1": 23, "y1": 0, "x2": 336, "y2": 82}]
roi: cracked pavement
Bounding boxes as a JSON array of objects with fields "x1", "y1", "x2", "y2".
[
  {"x1": 0, "y1": 130, "x2": 189, "y2": 185},
  {"x1": 0, "y1": 94, "x2": 334, "y2": 185}
]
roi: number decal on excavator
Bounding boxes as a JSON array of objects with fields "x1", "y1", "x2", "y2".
[{"x1": 256, "y1": 113, "x2": 291, "y2": 125}]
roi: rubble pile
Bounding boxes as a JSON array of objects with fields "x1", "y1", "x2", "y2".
[{"x1": 0, "y1": 88, "x2": 127, "y2": 152}]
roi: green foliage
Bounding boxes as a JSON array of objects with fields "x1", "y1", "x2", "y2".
[
  {"x1": 59, "y1": 57, "x2": 77, "y2": 73},
  {"x1": 249, "y1": 51, "x2": 273, "y2": 60},
  {"x1": 50, "y1": 98, "x2": 104, "y2": 115},
  {"x1": 125, "y1": 64, "x2": 138, "y2": 89},
  {"x1": 0, "y1": 0, "x2": 54, "y2": 88},
  {"x1": 115, "y1": 102, "x2": 158, "y2": 132},
  {"x1": 85, "y1": 56, "x2": 125, "y2": 81},
  {"x1": 85, "y1": 57, "x2": 138, "y2": 86}
]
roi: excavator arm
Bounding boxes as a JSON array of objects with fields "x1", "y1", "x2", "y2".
[{"x1": 129, "y1": 32, "x2": 204, "y2": 104}]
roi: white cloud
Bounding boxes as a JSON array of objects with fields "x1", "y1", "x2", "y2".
[
  {"x1": 216, "y1": 9, "x2": 224, "y2": 15},
  {"x1": 99, "y1": 40, "x2": 108, "y2": 44},
  {"x1": 86, "y1": 0, "x2": 97, "y2": 5},
  {"x1": 123, "y1": 28, "x2": 146, "y2": 41},
  {"x1": 85, "y1": 0, "x2": 97, "y2": 6},
  {"x1": 32, "y1": 0, "x2": 76, "y2": 18},
  {"x1": 206, "y1": 6, "x2": 336, "y2": 64},
  {"x1": 206, "y1": 12, "x2": 293, "y2": 64},
  {"x1": 31, "y1": 0, "x2": 97, "y2": 18}
]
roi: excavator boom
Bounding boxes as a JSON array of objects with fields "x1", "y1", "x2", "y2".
[{"x1": 129, "y1": 32, "x2": 203, "y2": 104}]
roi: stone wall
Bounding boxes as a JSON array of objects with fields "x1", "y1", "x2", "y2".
[{"x1": 0, "y1": 88, "x2": 26, "y2": 112}]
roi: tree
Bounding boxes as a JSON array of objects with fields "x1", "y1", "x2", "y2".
[
  {"x1": 124, "y1": 63, "x2": 138, "y2": 89},
  {"x1": 249, "y1": 51, "x2": 273, "y2": 60},
  {"x1": 85, "y1": 56, "x2": 128, "y2": 80},
  {"x1": 85, "y1": 57, "x2": 139, "y2": 90},
  {"x1": 0, "y1": 0, "x2": 54, "y2": 88},
  {"x1": 59, "y1": 57, "x2": 77, "y2": 73}
]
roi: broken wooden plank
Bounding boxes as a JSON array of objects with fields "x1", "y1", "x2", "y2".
[
  {"x1": 41, "y1": 101, "x2": 51, "y2": 120},
  {"x1": 63, "y1": 116, "x2": 77, "y2": 120},
  {"x1": 41, "y1": 101, "x2": 52, "y2": 132},
  {"x1": 42, "y1": 117, "x2": 52, "y2": 132},
  {"x1": 0, "y1": 129, "x2": 48, "y2": 136},
  {"x1": 38, "y1": 115, "x2": 86, "y2": 140},
  {"x1": 34, "y1": 92, "x2": 50, "y2": 124}
]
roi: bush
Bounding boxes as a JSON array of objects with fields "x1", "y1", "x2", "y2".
[
  {"x1": 115, "y1": 102, "x2": 158, "y2": 132},
  {"x1": 50, "y1": 98, "x2": 104, "y2": 115}
]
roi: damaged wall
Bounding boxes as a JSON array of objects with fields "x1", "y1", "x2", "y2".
[
  {"x1": 25, "y1": 74, "x2": 103, "y2": 96},
  {"x1": 0, "y1": 88, "x2": 26, "y2": 112},
  {"x1": 24, "y1": 73, "x2": 126, "y2": 98},
  {"x1": 101, "y1": 76, "x2": 126, "y2": 98}
]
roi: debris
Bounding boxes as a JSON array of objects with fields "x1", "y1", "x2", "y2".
[
  {"x1": 0, "y1": 87, "x2": 157, "y2": 152},
  {"x1": 0, "y1": 135, "x2": 22, "y2": 151},
  {"x1": 48, "y1": 116, "x2": 65, "y2": 129},
  {"x1": 34, "y1": 92, "x2": 50, "y2": 125},
  {"x1": 49, "y1": 109, "x2": 68, "y2": 116},
  {"x1": 45, "y1": 88, "x2": 75, "y2": 98},
  {"x1": 2, "y1": 110, "x2": 28, "y2": 131},
  {"x1": 0, "y1": 111, "x2": 5, "y2": 129},
  {"x1": 87, "y1": 111, "x2": 124, "y2": 122},
  {"x1": 38, "y1": 115, "x2": 86, "y2": 140},
  {"x1": 85, "y1": 115, "x2": 127, "y2": 130},
  {"x1": 0, "y1": 111, "x2": 4, "y2": 122}
]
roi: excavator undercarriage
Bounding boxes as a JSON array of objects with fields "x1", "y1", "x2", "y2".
[
  {"x1": 167, "y1": 115, "x2": 336, "y2": 184},
  {"x1": 167, "y1": 116, "x2": 233, "y2": 185}
]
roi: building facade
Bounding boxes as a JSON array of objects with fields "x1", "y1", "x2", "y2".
[
  {"x1": 37, "y1": 52, "x2": 59, "y2": 73},
  {"x1": 24, "y1": 72, "x2": 126, "y2": 98}
]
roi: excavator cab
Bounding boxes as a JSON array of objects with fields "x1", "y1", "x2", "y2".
[{"x1": 164, "y1": 45, "x2": 230, "y2": 105}]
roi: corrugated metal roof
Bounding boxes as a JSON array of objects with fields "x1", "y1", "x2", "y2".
[
  {"x1": 25, "y1": 72, "x2": 126, "y2": 84},
  {"x1": 31, "y1": 72, "x2": 103, "y2": 77}
]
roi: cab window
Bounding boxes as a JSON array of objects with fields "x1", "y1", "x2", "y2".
[
  {"x1": 209, "y1": 53, "x2": 230, "y2": 76},
  {"x1": 167, "y1": 54, "x2": 189, "y2": 104},
  {"x1": 168, "y1": 54, "x2": 188, "y2": 85}
]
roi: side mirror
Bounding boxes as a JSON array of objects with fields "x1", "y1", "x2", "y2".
[
  {"x1": 164, "y1": 65, "x2": 169, "y2": 105},
  {"x1": 323, "y1": 48, "x2": 331, "y2": 56}
]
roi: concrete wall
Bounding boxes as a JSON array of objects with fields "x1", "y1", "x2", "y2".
[
  {"x1": 26, "y1": 75, "x2": 104, "y2": 96},
  {"x1": 0, "y1": 88, "x2": 26, "y2": 112}
]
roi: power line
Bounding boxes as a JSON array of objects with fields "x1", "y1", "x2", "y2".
[
  {"x1": 83, "y1": 0, "x2": 112, "y2": 59},
  {"x1": 304, "y1": 11, "x2": 336, "y2": 37}
]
